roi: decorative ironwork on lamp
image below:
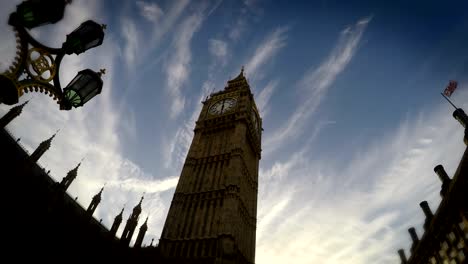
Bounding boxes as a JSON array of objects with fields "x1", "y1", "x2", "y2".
[{"x1": 0, "y1": 0, "x2": 106, "y2": 111}]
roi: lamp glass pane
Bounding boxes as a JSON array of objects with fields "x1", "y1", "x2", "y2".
[
  {"x1": 80, "y1": 81, "x2": 100, "y2": 104},
  {"x1": 64, "y1": 89, "x2": 82, "y2": 107},
  {"x1": 85, "y1": 38, "x2": 101, "y2": 50}
]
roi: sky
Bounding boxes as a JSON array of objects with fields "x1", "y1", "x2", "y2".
[{"x1": 0, "y1": 0, "x2": 468, "y2": 263}]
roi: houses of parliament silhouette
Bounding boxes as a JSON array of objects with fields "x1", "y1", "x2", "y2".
[
  {"x1": 1, "y1": 70, "x2": 467, "y2": 263},
  {"x1": 0, "y1": 70, "x2": 261, "y2": 263}
]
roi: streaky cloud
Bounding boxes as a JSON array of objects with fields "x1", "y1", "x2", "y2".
[
  {"x1": 256, "y1": 88, "x2": 468, "y2": 264},
  {"x1": 245, "y1": 26, "x2": 289, "y2": 80},
  {"x1": 165, "y1": 13, "x2": 203, "y2": 118},
  {"x1": 136, "y1": 1, "x2": 164, "y2": 23},
  {"x1": 264, "y1": 16, "x2": 372, "y2": 155}
]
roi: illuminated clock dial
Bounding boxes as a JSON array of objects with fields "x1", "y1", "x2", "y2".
[{"x1": 208, "y1": 98, "x2": 237, "y2": 115}]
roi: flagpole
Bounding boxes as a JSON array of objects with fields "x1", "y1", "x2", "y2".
[{"x1": 440, "y1": 93, "x2": 458, "y2": 110}]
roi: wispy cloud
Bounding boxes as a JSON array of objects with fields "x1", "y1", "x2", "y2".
[
  {"x1": 229, "y1": 0, "x2": 263, "y2": 41},
  {"x1": 165, "y1": 13, "x2": 204, "y2": 118},
  {"x1": 256, "y1": 88, "x2": 468, "y2": 264},
  {"x1": 136, "y1": 1, "x2": 164, "y2": 23},
  {"x1": 229, "y1": 17, "x2": 247, "y2": 41},
  {"x1": 120, "y1": 0, "x2": 190, "y2": 68},
  {"x1": 245, "y1": 26, "x2": 289, "y2": 80},
  {"x1": 256, "y1": 80, "x2": 278, "y2": 118},
  {"x1": 149, "y1": 0, "x2": 190, "y2": 44},
  {"x1": 162, "y1": 79, "x2": 214, "y2": 171},
  {"x1": 161, "y1": 2, "x2": 225, "y2": 169},
  {"x1": 121, "y1": 17, "x2": 140, "y2": 67},
  {"x1": 209, "y1": 39, "x2": 229, "y2": 66},
  {"x1": 264, "y1": 16, "x2": 372, "y2": 154}
]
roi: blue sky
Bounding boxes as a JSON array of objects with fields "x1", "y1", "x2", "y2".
[{"x1": 1, "y1": 0, "x2": 468, "y2": 263}]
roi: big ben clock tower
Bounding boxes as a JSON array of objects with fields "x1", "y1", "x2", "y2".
[{"x1": 159, "y1": 68, "x2": 261, "y2": 264}]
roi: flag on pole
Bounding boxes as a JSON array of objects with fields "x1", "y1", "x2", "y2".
[{"x1": 443, "y1": 80, "x2": 458, "y2": 97}]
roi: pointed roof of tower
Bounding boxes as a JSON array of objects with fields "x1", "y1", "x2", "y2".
[
  {"x1": 228, "y1": 66, "x2": 246, "y2": 83},
  {"x1": 66, "y1": 159, "x2": 82, "y2": 178},
  {"x1": 10, "y1": 100, "x2": 29, "y2": 114},
  {"x1": 115, "y1": 206, "x2": 125, "y2": 221},
  {"x1": 92, "y1": 185, "x2": 104, "y2": 202},
  {"x1": 226, "y1": 66, "x2": 250, "y2": 91},
  {"x1": 141, "y1": 216, "x2": 148, "y2": 229},
  {"x1": 133, "y1": 194, "x2": 144, "y2": 214},
  {"x1": 38, "y1": 129, "x2": 59, "y2": 150}
]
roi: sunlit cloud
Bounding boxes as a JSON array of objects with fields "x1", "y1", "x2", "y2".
[
  {"x1": 256, "y1": 89, "x2": 468, "y2": 264},
  {"x1": 137, "y1": 1, "x2": 164, "y2": 23}
]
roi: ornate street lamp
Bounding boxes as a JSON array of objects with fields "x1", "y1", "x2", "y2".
[{"x1": 0, "y1": 0, "x2": 106, "y2": 110}]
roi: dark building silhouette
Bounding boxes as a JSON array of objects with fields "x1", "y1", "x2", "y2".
[
  {"x1": 87, "y1": 186, "x2": 104, "y2": 215},
  {"x1": 397, "y1": 108, "x2": 468, "y2": 264},
  {"x1": 29, "y1": 130, "x2": 57, "y2": 163},
  {"x1": 0, "y1": 70, "x2": 262, "y2": 263},
  {"x1": 60, "y1": 161, "x2": 81, "y2": 191},
  {"x1": 9, "y1": 73, "x2": 467, "y2": 264},
  {"x1": 159, "y1": 69, "x2": 261, "y2": 264},
  {"x1": 136, "y1": 217, "x2": 150, "y2": 248},
  {"x1": 122, "y1": 196, "x2": 144, "y2": 246},
  {"x1": 0, "y1": 104, "x2": 157, "y2": 262},
  {"x1": 111, "y1": 206, "x2": 125, "y2": 236}
]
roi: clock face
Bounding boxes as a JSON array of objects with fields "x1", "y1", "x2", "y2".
[{"x1": 208, "y1": 98, "x2": 237, "y2": 115}]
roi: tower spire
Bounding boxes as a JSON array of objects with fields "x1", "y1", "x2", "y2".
[
  {"x1": 159, "y1": 72, "x2": 261, "y2": 262},
  {"x1": 87, "y1": 185, "x2": 104, "y2": 216},
  {"x1": 59, "y1": 159, "x2": 82, "y2": 191},
  {"x1": 121, "y1": 196, "x2": 144, "y2": 246},
  {"x1": 29, "y1": 129, "x2": 59, "y2": 163},
  {"x1": 225, "y1": 66, "x2": 250, "y2": 92},
  {"x1": 0, "y1": 100, "x2": 29, "y2": 128},
  {"x1": 110, "y1": 205, "x2": 125, "y2": 236},
  {"x1": 134, "y1": 216, "x2": 149, "y2": 248}
]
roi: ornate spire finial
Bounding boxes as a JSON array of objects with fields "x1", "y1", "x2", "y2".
[
  {"x1": 98, "y1": 68, "x2": 106, "y2": 77},
  {"x1": 74, "y1": 158, "x2": 84, "y2": 170},
  {"x1": 241, "y1": 65, "x2": 244, "y2": 76},
  {"x1": 53, "y1": 128, "x2": 60, "y2": 137}
]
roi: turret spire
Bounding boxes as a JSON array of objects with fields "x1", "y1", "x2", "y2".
[
  {"x1": 121, "y1": 196, "x2": 144, "y2": 246},
  {"x1": 59, "y1": 159, "x2": 82, "y2": 191},
  {"x1": 0, "y1": 100, "x2": 29, "y2": 128},
  {"x1": 135, "y1": 216, "x2": 149, "y2": 248},
  {"x1": 87, "y1": 185, "x2": 104, "y2": 216},
  {"x1": 225, "y1": 67, "x2": 250, "y2": 92},
  {"x1": 110, "y1": 205, "x2": 125, "y2": 236},
  {"x1": 29, "y1": 130, "x2": 59, "y2": 163}
]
